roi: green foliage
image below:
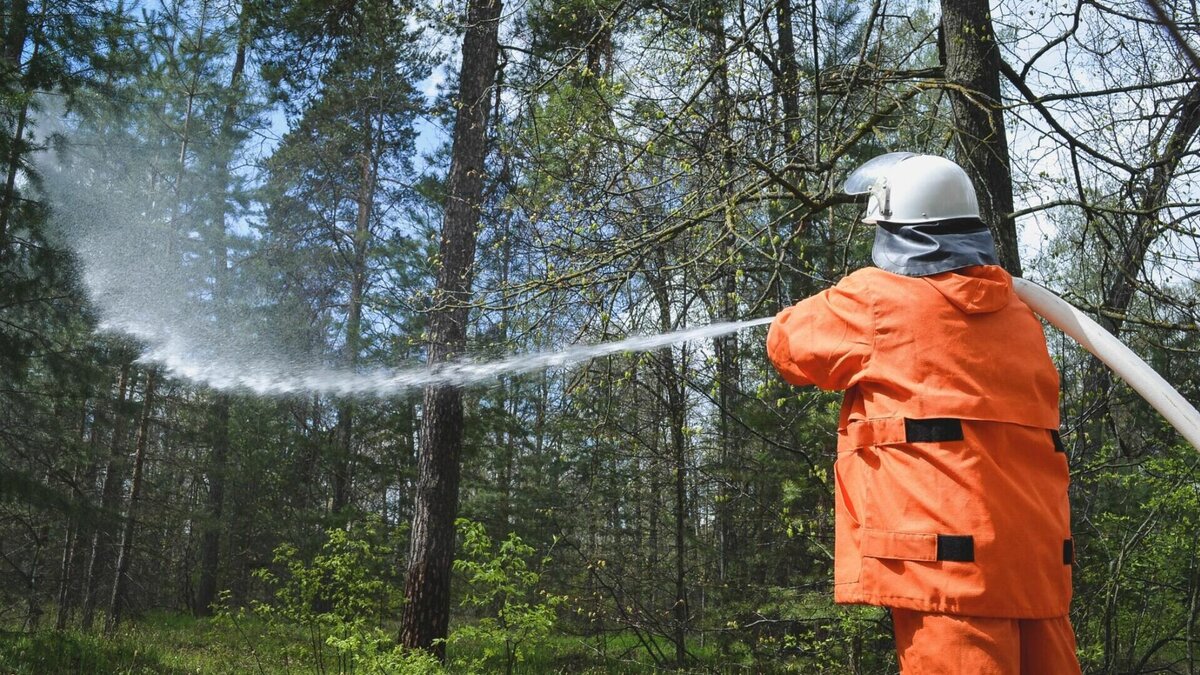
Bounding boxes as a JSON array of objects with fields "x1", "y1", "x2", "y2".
[
  {"x1": 707, "y1": 587, "x2": 893, "y2": 673},
  {"x1": 214, "y1": 517, "x2": 566, "y2": 674},
  {"x1": 1070, "y1": 441, "x2": 1200, "y2": 673},
  {"x1": 254, "y1": 524, "x2": 398, "y2": 626},
  {"x1": 447, "y1": 518, "x2": 567, "y2": 674},
  {"x1": 218, "y1": 517, "x2": 441, "y2": 674}
]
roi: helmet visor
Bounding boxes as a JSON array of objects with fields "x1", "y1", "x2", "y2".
[{"x1": 842, "y1": 152, "x2": 919, "y2": 195}]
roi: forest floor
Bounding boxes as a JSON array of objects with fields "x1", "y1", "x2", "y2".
[{"x1": 0, "y1": 613, "x2": 765, "y2": 674}]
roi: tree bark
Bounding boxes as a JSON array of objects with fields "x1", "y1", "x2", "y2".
[
  {"x1": 709, "y1": 2, "x2": 741, "y2": 588},
  {"x1": 0, "y1": 0, "x2": 32, "y2": 248},
  {"x1": 196, "y1": 394, "x2": 229, "y2": 615},
  {"x1": 399, "y1": 0, "x2": 502, "y2": 657},
  {"x1": 56, "y1": 400, "x2": 98, "y2": 629},
  {"x1": 24, "y1": 521, "x2": 49, "y2": 630},
  {"x1": 775, "y1": 0, "x2": 801, "y2": 164},
  {"x1": 496, "y1": 215, "x2": 516, "y2": 531},
  {"x1": 1085, "y1": 81, "x2": 1200, "y2": 456},
  {"x1": 667, "y1": 331, "x2": 689, "y2": 669},
  {"x1": 81, "y1": 362, "x2": 133, "y2": 630},
  {"x1": 648, "y1": 249, "x2": 689, "y2": 667},
  {"x1": 55, "y1": 515, "x2": 80, "y2": 629},
  {"x1": 105, "y1": 369, "x2": 158, "y2": 635},
  {"x1": 940, "y1": 0, "x2": 1021, "y2": 275}
]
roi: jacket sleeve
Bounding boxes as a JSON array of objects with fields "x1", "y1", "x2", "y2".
[{"x1": 766, "y1": 272, "x2": 874, "y2": 391}]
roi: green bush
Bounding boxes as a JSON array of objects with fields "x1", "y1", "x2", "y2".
[
  {"x1": 218, "y1": 516, "x2": 564, "y2": 674},
  {"x1": 446, "y1": 519, "x2": 566, "y2": 674},
  {"x1": 218, "y1": 516, "x2": 440, "y2": 674}
]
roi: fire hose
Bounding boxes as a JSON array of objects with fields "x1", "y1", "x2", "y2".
[{"x1": 1012, "y1": 278, "x2": 1200, "y2": 451}]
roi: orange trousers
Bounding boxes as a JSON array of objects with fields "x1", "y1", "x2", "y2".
[{"x1": 892, "y1": 609, "x2": 1082, "y2": 675}]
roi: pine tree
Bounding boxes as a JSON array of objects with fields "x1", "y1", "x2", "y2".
[
  {"x1": 258, "y1": 0, "x2": 427, "y2": 523},
  {"x1": 400, "y1": 0, "x2": 503, "y2": 656}
]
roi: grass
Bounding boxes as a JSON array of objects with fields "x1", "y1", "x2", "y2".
[
  {"x1": 0, "y1": 627, "x2": 188, "y2": 675},
  {"x1": 0, "y1": 613, "x2": 852, "y2": 673},
  {"x1": 0, "y1": 612, "x2": 313, "y2": 675}
]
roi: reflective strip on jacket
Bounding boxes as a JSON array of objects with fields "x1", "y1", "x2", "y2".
[{"x1": 766, "y1": 265, "x2": 1072, "y2": 618}]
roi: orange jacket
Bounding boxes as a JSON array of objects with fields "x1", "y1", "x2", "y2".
[{"x1": 767, "y1": 265, "x2": 1071, "y2": 618}]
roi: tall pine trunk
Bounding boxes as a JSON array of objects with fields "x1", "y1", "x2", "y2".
[
  {"x1": 648, "y1": 251, "x2": 689, "y2": 667},
  {"x1": 196, "y1": 395, "x2": 229, "y2": 614},
  {"x1": 55, "y1": 515, "x2": 80, "y2": 629},
  {"x1": 105, "y1": 369, "x2": 157, "y2": 634},
  {"x1": 24, "y1": 520, "x2": 49, "y2": 630},
  {"x1": 708, "y1": 2, "x2": 741, "y2": 587},
  {"x1": 56, "y1": 399, "x2": 98, "y2": 629},
  {"x1": 398, "y1": 0, "x2": 502, "y2": 656},
  {"x1": 81, "y1": 362, "x2": 133, "y2": 630}
]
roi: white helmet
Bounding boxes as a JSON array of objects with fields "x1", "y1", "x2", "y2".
[
  {"x1": 842, "y1": 152, "x2": 997, "y2": 276},
  {"x1": 843, "y1": 153, "x2": 981, "y2": 224}
]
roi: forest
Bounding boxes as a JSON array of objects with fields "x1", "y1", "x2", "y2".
[{"x1": 1, "y1": 0, "x2": 1198, "y2": 672}]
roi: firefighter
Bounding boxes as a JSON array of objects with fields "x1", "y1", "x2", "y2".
[{"x1": 766, "y1": 153, "x2": 1081, "y2": 674}]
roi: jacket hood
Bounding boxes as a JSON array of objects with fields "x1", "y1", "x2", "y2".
[{"x1": 922, "y1": 265, "x2": 1013, "y2": 314}]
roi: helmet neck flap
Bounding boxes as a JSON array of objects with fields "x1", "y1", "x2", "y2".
[{"x1": 871, "y1": 218, "x2": 999, "y2": 277}]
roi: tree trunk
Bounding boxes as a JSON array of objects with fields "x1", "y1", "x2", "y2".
[
  {"x1": 0, "y1": 0, "x2": 32, "y2": 248},
  {"x1": 196, "y1": 394, "x2": 229, "y2": 615},
  {"x1": 668, "y1": 352, "x2": 689, "y2": 668},
  {"x1": 648, "y1": 250, "x2": 689, "y2": 667},
  {"x1": 708, "y1": 2, "x2": 741, "y2": 588},
  {"x1": 770, "y1": 0, "x2": 816, "y2": 298},
  {"x1": 55, "y1": 516, "x2": 80, "y2": 630},
  {"x1": 1085, "y1": 81, "x2": 1200, "y2": 455},
  {"x1": 332, "y1": 104, "x2": 379, "y2": 515},
  {"x1": 56, "y1": 400, "x2": 98, "y2": 629},
  {"x1": 332, "y1": 402, "x2": 355, "y2": 513},
  {"x1": 105, "y1": 369, "x2": 158, "y2": 635},
  {"x1": 293, "y1": 398, "x2": 322, "y2": 514},
  {"x1": 399, "y1": 0, "x2": 503, "y2": 656},
  {"x1": 775, "y1": 0, "x2": 801, "y2": 165},
  {"x1": 24, "y1": 521, "x2": 49, "y2": 630},
  {"x1": 940, "y1": 0, "x2": 1021, "y2": 275},
  {"x1": 81, "y1": 362, "x2": 133, "y2": 630},
  {"x1": 1101, "y1": 81, "x2": 1200, "y2": 335},
  {"x1": 2, "y1": 0, "x2": 28, "y2": 62},
  {"x1": 496, "y1": 220, "x2": 515, "y2": 530}
]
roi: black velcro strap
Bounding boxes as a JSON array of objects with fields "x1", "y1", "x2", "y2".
[
  {"x1": 1064, "y1": 539, "x2": 1074, "y2": 565},
  {"x1": 936, "y1": 535, "x2": 975, "y2": 562},
  {"x1": 1051, "y1": 430, "x2": 1066, "y2": 453},
  {"x1": 905, "y1": 418, "x2": 964, "y2": 443}
]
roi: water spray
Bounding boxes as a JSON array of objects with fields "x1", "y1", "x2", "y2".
[
  {"x1": 118, "y1": 315, "x2": 774, "y2": 397},
  {"x1": 41, "y1": 137, "x2": 1200, "y2": 444},
  {"x1": 41, "y1": 137, "x2": 777, "y2": 398}
]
